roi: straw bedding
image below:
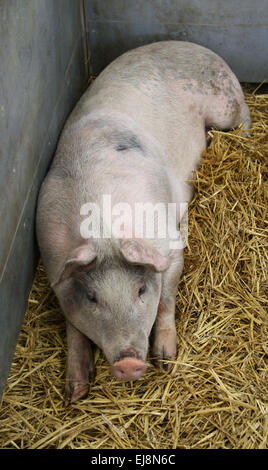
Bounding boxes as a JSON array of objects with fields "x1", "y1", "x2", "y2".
[{"x1": 0, "y1": 86, "x2": 267, "y2": 449}]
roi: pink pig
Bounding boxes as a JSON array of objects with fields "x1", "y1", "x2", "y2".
[{"x1": 36, "y1": 41, "x2": 250, "y2": 403}]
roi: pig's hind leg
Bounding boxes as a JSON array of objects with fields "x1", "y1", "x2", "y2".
[
  {"x1": 151, "y1": 250, "x2": 184, "y2": 371},
  {"x1": 204, "y1": 87, "x2": 251, "y2": 135},
  {"x1": 65, "y1": 321, "x2": 95, "y2": 405}
]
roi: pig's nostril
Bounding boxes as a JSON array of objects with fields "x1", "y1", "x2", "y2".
[{"x1": 116, "y1": 369, "x2": 127, "y2": 380}]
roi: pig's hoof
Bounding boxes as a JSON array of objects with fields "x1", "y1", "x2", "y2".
[
  {"x1": 65, "y1": 381, "x2": 90, "y2": 405},
  {"x1": 152, "y1": 351, "x2": 176, "y2": 372},
  {"x1": 152, "y1": 328, "x2": 177, "y2": 371},
  {"x1": 65, "y1": 364, "x2": 95, "y2": 405}
]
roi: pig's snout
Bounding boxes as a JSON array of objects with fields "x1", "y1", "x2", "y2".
[
  {"x1": 112, "y1": 357, "x2": 146, "y2": 381},
  {"x1": 112, "y1": 349, "x2": 147, "y2": 381}
]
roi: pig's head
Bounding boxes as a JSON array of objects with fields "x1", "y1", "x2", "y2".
[{"x1": 53, "y1": 239, "x2": 169, "y2": 381}]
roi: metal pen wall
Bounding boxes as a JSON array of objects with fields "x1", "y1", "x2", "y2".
[
  {"x1": 86, "y1": 0, "x2": 268, "y2": 81},
  {"x1": 0, "y1": 0, "x2": 88, "y2": 399}
]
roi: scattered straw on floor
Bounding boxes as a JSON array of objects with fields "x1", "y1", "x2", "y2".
[{"x1": 0, "y1": 86, "x2": 267, "y2": 449}]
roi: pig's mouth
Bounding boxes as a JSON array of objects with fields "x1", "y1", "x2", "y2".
[
  {"x1": 111, "y1": 347, "x2": 147, "y2": 381},
  {"x1": 113, "y1": 347, "x2": 142, "y2": 362}
]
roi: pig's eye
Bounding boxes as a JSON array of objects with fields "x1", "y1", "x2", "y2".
[
  {"x1": 138, "y1": 284, "x2": 146, "y2": 297},
  {"x1": 87, "y1": 291, "x2": 97, "y2": 303}
]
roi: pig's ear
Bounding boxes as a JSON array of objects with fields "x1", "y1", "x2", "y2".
[
  {"x1": 120, "y1": 239, "x2": 169, "y2": 272},
  {"x1": 52, "y1": 244, "x2": 97, "y2": 287}
]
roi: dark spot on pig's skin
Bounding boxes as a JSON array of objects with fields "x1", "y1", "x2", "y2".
[{"x1": 115, "y1": 133, "x2": 144, "y2": 153}]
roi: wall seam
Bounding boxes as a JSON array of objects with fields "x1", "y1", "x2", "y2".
[{"x1": 80, "y1": 0, "x2": 91, "y2": 80}]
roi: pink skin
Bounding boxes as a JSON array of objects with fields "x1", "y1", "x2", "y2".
[
  {"x1": 112, "y1": 357, "x2": 147, "y2": 381},
  {"x1": 65, "y1": 322, "x2": 95, "y2": 405},
  {"x1": 111, "y1": 347, "x2": 147, "y2": 381},
  {"x1": 152, "y1": 301, "x2": 177, "y2": 370}
]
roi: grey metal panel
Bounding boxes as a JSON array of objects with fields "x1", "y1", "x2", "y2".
[
  {"x1": 86, "y1": 0, "x2": 268, "y2": 81},
  {"x1": 0, "y1": 0, "x2": 87, "y2": 400}
]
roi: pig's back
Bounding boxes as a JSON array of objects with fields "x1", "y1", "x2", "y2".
[
  {"x1": 76, "y1": 41, "x2": 240, "y2": 113},
  {"x1": 65, "y1": 42, "x2": 220, "y2": 183},
  {"x1": 55, "y1": 41, "x2": 243, "y2": 202},
  {"x1": 90, "y1": 41, "x2": 231, "y2": 91}
]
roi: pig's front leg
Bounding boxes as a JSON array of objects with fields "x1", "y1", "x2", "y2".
[
  {"x1": 151, "y1": 250, "x2": 184, "y2": 371},
  {"x1": 65, "y1": 321, "x2": 95, "y2": 405}
]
